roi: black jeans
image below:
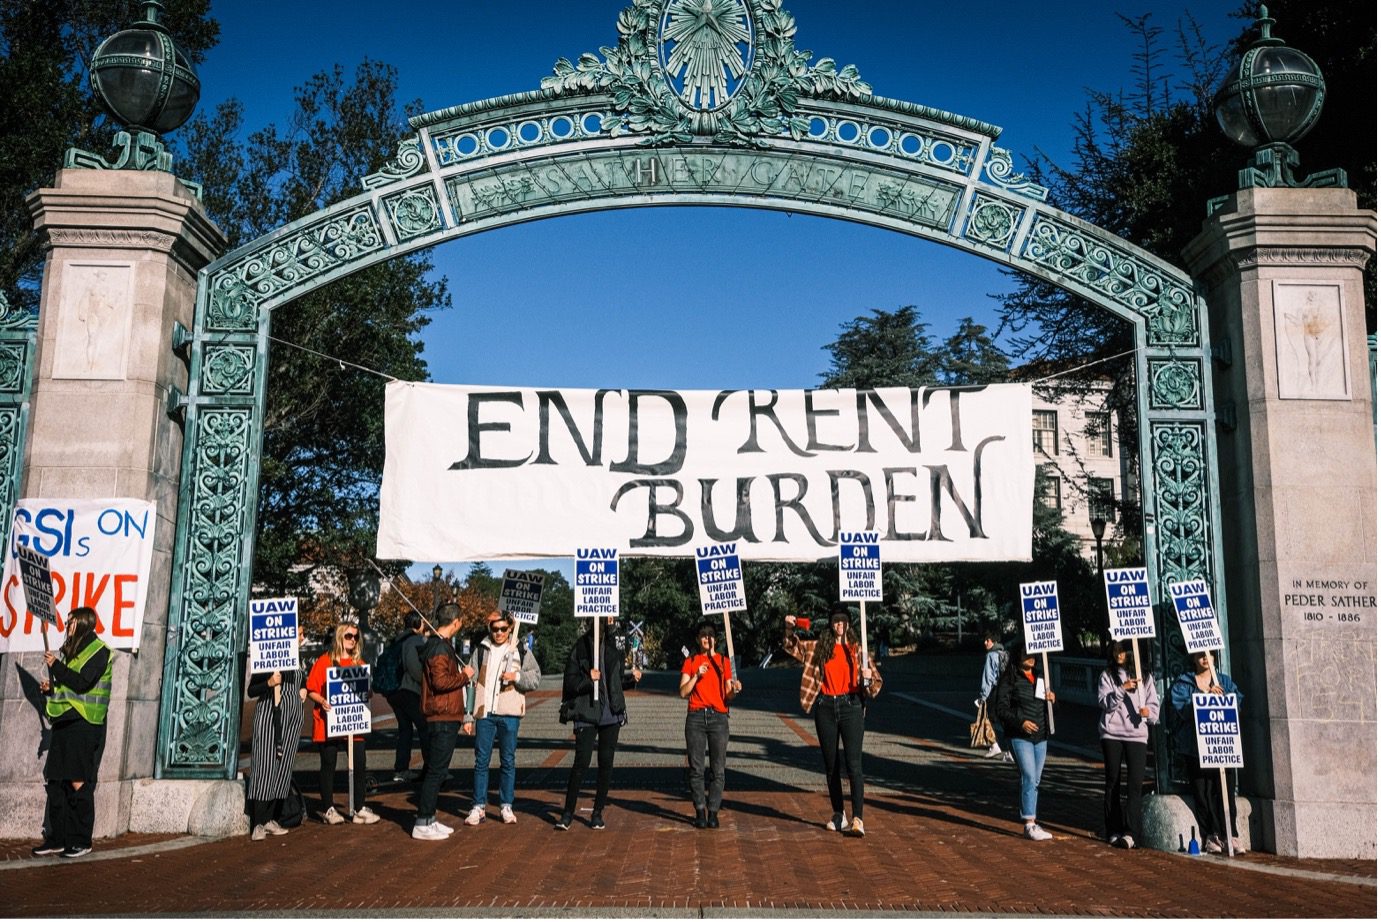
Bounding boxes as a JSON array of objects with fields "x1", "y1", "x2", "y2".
[
  {"x1": 564, "y1": 724, "x2": 621, "y2": 814},
  {"x1": 43, "y1": 780, "x2": 96, "y2": 849},
  {"x1": 813, "y1": 694, "x2": 866, "y2": 819},
  {"x1": 318, "y1": 737, "x2": 367, "y2": 813},
  {"x1": 685, "y1": 709, "x2": 729, "y2": 811},
  {"x1": 1101, "y1": 738, "x2": 1147, "y2": 840},
  {"x1": 1186, "y1": 760, "x2": 1239, "y2": 839},
  {"x1": 386, "y1": 689, "x2": 429, "y2": 774},
  {"x1": 416, "y1": 721, "x2": 460, "y2": 822}
]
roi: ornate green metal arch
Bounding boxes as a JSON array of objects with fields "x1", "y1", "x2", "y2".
[{"x1": 157, "y1": 0, "x2": 1225, "y2": 776}]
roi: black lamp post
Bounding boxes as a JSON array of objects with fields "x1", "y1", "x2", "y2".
[
  {"x1": 431, "y1": 563, "x2": 444, "y2": 614},
  {"x1": 1090, "y1": 514, "x2": 1107, "y2": 578}
]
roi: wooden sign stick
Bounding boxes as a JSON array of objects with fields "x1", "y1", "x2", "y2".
[{"x1": 1041, "y1": 650, "x2": 1055, "y2": 735}]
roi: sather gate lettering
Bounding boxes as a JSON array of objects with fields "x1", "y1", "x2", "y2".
[{"x1": 156, "y1": 0, "x2": 1224, "y2": 777}]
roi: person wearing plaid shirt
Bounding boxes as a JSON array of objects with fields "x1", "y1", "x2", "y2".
[{"x1": 782, "y1": 602, "x2": 883, "y2": 837}]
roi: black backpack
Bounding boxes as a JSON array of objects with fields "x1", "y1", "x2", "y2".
[{"x1": 372, "y1": 636, "x2": 407, "y2": 694}]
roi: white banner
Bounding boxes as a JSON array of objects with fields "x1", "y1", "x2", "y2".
[
  {"x1": 378, "y1": 382, "x2": 1034, "y2": 562},
  {"x1": 0, "y1": 499, "x2": 157, "y2": 652}
]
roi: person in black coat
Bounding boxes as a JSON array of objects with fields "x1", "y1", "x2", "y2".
[
  {"x1": 556, "y1": 616, "x2": 641, "y2": 830},
  {"x1": 991, "y1": 641, "x2": 1057, "y2": 841}
]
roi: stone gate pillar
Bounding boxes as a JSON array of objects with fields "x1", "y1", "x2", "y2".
[
  {"x1": 1184, "y1": 186, "x2": 1376, "y2": 858},
  {"x1": 0, "y1": 169, "x2": 227, "y2": 838}
]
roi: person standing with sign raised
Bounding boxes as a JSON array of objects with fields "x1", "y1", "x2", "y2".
[
  {"x1": 30, "y1": 607, "x2": 111, "y2": 858},
  {"x1": 461, "y1": 610, "x2": 542, "y2": 826},
  {"x1": 782, "y1": 602, "x2": 882, "y2": 837},
  {"x1": 991, "y1": 640, "x2": 1057, "y2": 841},
  {"x1": 680, "y1": 621, "x2": 740, "y2": 829},
  {"x1": 1097, "y1": 638, "x2": 1159, "y2": 849},
  {"x1": 305, "y1": 624, "x2": 380, "y2": 825},
  {"x1": 245, "y1": 607, "x2": 306, "y2": 842}
]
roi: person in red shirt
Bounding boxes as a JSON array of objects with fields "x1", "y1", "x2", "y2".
[
  {"x1": 783, "y1": 602, "x2": 883, "y2": 837},
  {"x1": 680, "y1": 621, "x2": 741, "y2": 829},
  {"x1": 305, "y1": 624, "x2": 380, "y2": 826}
]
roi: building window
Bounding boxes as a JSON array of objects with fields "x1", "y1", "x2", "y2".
[
  {"x1": 1037, "y1": 474, "x2": 1061, "y2": 515},
  {"x1": 1088, "y1": 412, "x2": 1113, "y2": 457},
  {"x1": 1089, "y1": 477, "x2": 1115, "y2": 520},
  {"x1": 1032, "y1": 410, "x2": 1058, "y2": 454}
]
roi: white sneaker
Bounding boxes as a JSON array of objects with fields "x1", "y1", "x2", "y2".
[
  {"x1": 435, "y1": 819, "x2": 454, "y2": 834},
  {"x1": 1205, "y1": 834, "x2": 1225, "y2": 854},
  {"x1": 411, "y1": 821, "x2": 451, "y2": 841},
  {"x1": 464, "y1": 806, "x2": 486, "y2": 826},
  {"x1": 352, "y1": 806, "x2": 380, "y2": 825},
  {"x1": 826, "y1": 812, "x2": 848, "y2": 832},
  {"x1": 844, "y1": 817, "x2": 865, "y2": 837},
  {"x1": 984, "y1": 743, "x2": 1003, "y2": 758},
  {"x1": 1025, "y1": 823, "x2": 1053, "y2": 841},
  {"x1": 1231, "y1": 836, "x2": 1248, "y2": 853},
  {"x1": 320, "y1": 806, "x2": 345, "y2": 825},
  {"x1": 500, "y1": 804, "x2": 518, "y2": 824},
  {"x1": 250, "y1": 824, "x2": 267, "y2": 841},
  {"x1": 263, "y1": 820, "x2": 289, "y2": 836}
]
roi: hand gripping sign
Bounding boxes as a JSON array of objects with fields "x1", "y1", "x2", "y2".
[
  {"x1": 248, "y1": 598, "x2": 300, "y2": 674},
  {"x1": 499, "y1": 569, "x2": 546, "y2": 625},
  {"x1": 1104, "y1": 567, "x2": 1156, "y2": 640},
  {"x1": 1169, "y1": 579, "x2": 1224, "y2": 653}
]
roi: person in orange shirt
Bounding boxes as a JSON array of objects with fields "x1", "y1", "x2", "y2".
[
  {"x1": 679, "y1": 621, "x2": 741, "y2": 829},
  {"x1": 783, "y1": 602, "x2": 883, "y2": 837},
  {"x1": 305, "y1": 624, "x2": 380, "y2": 826}
]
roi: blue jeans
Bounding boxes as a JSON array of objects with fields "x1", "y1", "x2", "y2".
[
  {"x1": 472, "y1": 714, "x2": 521, "y2": 808},
  {"x1": 1010, "y1": 737, "x2": 1048, "y2": 820}
]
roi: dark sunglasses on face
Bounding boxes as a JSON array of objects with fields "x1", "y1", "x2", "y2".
[
  {"x1": 343, "y1": 632, "x2": 358, "y2": 640},
  {"x1": 489, "y1": 624, "x2": 510, "y2": 633}
]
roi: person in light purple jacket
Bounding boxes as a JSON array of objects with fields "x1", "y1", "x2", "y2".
[{"x1": 1098, "y1": 638, "x2": 1160, "y2": 849}]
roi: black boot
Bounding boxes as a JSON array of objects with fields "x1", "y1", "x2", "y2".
[
  {"x1": 707, "y1": 810, "x2": 720, "y2": 828},
  {"x1": 694, "y1": 808, "x2": 708, "y2": 829}
]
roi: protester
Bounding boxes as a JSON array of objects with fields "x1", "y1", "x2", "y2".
[
  {"x1": 379, "y1": 612, "x2": 429, "y2": 783},
  {"x1": 462, "y1": 611, "x2": 541, "y2": 825},
  {"x1": 976, "y1": 630, "x2": 1011, "y2": 760},
  {"x1": 991, "y1": 641, "x2": 1057, "y2": 840},
  {"x1": 680, "y1": 621, "x2": 741, "y2": 829},
  {"x1": 305, "y1": 624, "x2": 380, "y2": 825},
  {"x1": 556, "y1": 616, "x2": 643, "y2": 830},
  {"x1": 245, "y1": 622, "x2": 307, "y2": 841},
  {"x1": 31, "y1": 608, "x2": 112, "y2": 858},
  {"x1": 782, "y1": 603, "x2": 883, "y2": 837},
  {"x1": 1098, "y1": 638, "x2": 1160, "y2": 849},
  {"x1": 1169, "y1": 649, "x2": 1245, "y2": 854},
  {"x1": 412, "y1": 604, "x2": 467, "y2": 840}
]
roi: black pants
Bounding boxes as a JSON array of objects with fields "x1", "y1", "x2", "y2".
[
  {"x1": 1101, "y1": 738, "x2": 1147, "y2": 840},
  {"x1": 318, "y1": 737, "x2": 367, "y2": 812},
  {"x1": 416, "y1": 721, "x2": 460, "y2": 822},
  {"x1": 685, "y1": 709, "x2": 729, "y2": 811},
  {"x1": 1187, "y1": 761, "x2": 1238, "y2": 840},
  {"x1": 43, "y1": 780, "x2": 96, "y2": 849},
  {"x1": 563, "y1": 724, "x2": 621, "y2": 814},
  {"x1": 248, "y1": 797, "x2": 284, "y2": 829},
  {"x1": 813, "y1": 694, "x2": 866, "y2": 819},
  {"x1": 386, "y1": 689, "x2": 429, "y2": 774}
]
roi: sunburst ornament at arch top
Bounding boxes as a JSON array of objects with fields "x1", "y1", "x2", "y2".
[{"x1": 660, "y1": 0, "x2": 753, "y2": 111}]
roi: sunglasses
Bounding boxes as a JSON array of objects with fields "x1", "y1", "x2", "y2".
[
  {"x1": 343, "y1": 632, "x2": 358, "y2": 640},
  {"x1": 489, "y1": 624, "x2": 511, "y2": 633}
]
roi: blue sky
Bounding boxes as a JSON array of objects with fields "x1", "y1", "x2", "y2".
[{"x1": 191, "y1": 0, "x2": 1245, "y2": 580}]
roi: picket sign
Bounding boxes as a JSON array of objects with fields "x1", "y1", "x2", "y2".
[
  {"x1": 838, "y1": 532, "x2": 881, "y2": 688},
  {"x1": 575, "y1": 547, "x2": 619, "y2": 702},
  {"x1": 1169, "y1": 579, "x2": 1224, "y2": 653},
  {"x1": 15, "y1": 546, "x2": 56, "y2": 653},
  {"x1": 1019, "y1": 581, "x2": 1063, "y2": 734},
  {"x1": 1193, "y1": 689, "x2": 1244, "y2": 858},
  {"x1": 695, "y1": 543, "x2": 745, "y2": 674},
  {"x1": 1104, "y1": 567, "x2": 1155, "y2": 691},
  {"x1": 499, "y1": 569, "x2": 546, "y2": 625}
]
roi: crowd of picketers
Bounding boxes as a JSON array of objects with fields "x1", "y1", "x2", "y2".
[{"x1": 27, "y1": 603, "x2": 1243, "y2": 857}]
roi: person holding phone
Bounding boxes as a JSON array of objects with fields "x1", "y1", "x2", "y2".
[
  {"x1": 305, "y1": 624, "x2": 380, "y2": 825},
  {"x1": 782, "y1": 603, "x2": 883, "y2": 837},
  {"x1": 245, "y1": 622, "x2": 307, "y2": 841},
  {"x1": 680, "y1": 621, "x2": 741, "y2": 829},
  {"x1": 991, "y1": 641, "x2": 1057, "y2": 840}
]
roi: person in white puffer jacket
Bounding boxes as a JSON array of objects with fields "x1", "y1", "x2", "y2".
[
  {"x1": 461, "y1": 610, "x2": 542, "y2": 826},
  {"x1": 1098, "y1": 637, "x2": 1160, "y2": 849}
]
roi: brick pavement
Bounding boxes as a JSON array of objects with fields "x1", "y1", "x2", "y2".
[{"x1": 2, "y1": 656, "x2": 1375, "y2": 917}]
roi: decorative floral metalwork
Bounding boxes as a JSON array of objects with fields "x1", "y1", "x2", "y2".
[
  {"x1": 0, "y1": 408, "x2": 19, "y2": 531},
  {"x1": 361, "y1": 137, "x2": 426, "y2": 191},
  {"x1": 208, "y1": 206, "x2": 383, "y2": 330},
  {"x1": 386, "y1": 187, "x2": 443, "y2": 241},
  {"x1": 1024, "y1": 217, "x2": 1198, "y2": 344},
  {"x1": 0, "y1": 290, "x2": 35, "y2": 558},
  {"x1": 160, "y1": 409, "x2": 254, "y2": 772},
  {"x1": 1151, "y1": 423, "x2": 1212, "y2": 586},
  {"x1": 1150, "y1": 359, "x2": 1204, "y2": 410},
  {"x1": 541, "y1": 0, "x2": 870, "y2": 145},
  {"x1": 201, "y1": 346, "x2": 255, "y2": 395},
  {"x1": 660, "y1": 0, "x2": 754, "y2": 110},
  {"x1": 965, "y1": 194, "x2": 1023, "y2": 250},
  {"x1": 982, "y1": 147, "x2": 1048, "y2": 201}
]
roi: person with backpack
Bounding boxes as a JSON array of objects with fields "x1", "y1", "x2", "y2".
[
  {"x1": 782, "y1": 603, "x2": 883, "y2": 837},
  {"x1": 991, "y1": 640, "x2": 1057, "y2": 841},
  {"x1": 461, "y1": 610, "x2": 542, "y2": 826},
  {"x1": 413, "y1": 603, "x2": 467, "y2": 840},
  {"x1": 680, "y1": 620, "x2": 741, "y2": 829},
  {"x1": 1098, "y1": 637, "x2": 1160, "y2": 849},
  {"x1": 376, "y1": 612, "x2": 429, "y2": 783},
  {"x1": 245, "y1": 620, "x2": 307, "y2": 841},
  {"x1": 555, "y1": 615, "x2": 643, "y2": 830},
  {"x1": 976, "y1": 630, "x2": 1011, "y2": 761}
]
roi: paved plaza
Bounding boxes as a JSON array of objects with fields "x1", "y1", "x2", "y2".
[{"x1": 1, "y1": 655, "x2": 1375, "y2": 917}]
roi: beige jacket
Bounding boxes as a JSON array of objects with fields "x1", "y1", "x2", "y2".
[{"x1": 467, "y1": 639, "x2": 541, "y2": 719}]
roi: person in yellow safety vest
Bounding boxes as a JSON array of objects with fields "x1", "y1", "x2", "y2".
[{"x1": 31, "y1": 607, "x2": 112, "y2": 859}]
